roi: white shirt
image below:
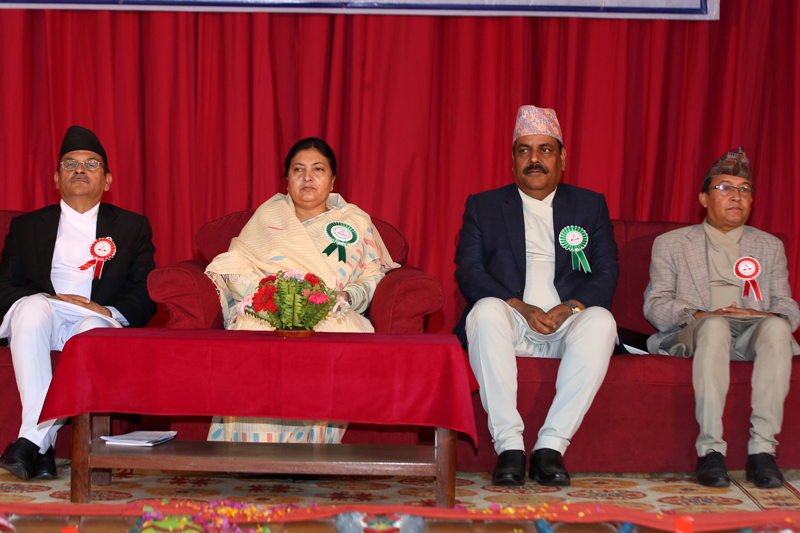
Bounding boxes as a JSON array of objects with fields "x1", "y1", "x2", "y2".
[
  {"x1": 50, "y1": 200, "x2": 128, "y2": 325},
  {"x1": 519, "y1": 188, "x2": 562, "y2": 312},
  {"x1": 51, "y1": 200, "x2": 99, "y2": 298}
]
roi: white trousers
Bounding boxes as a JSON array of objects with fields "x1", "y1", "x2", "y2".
[
  {"x1": 466, "y1": 297, "x2": 616, "y2": 455},
  {"x1": 5, "y1": 294, "x2": 116, "y2": 452}
]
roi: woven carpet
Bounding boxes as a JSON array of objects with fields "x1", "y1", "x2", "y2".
[{"x1": 1, "y1": 466, "x2": 799, "y2": 513}]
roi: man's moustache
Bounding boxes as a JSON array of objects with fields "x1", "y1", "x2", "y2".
[{"x1": 524, "y1": 164, "x2": 549, "y2": 175}]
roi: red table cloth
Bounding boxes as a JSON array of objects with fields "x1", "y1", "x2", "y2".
[{"x1": 41, "y1": 328, "x2": 477, "y2": 443}]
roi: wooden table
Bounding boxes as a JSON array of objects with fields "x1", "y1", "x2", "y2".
[{"x1": 41, "y1": 329, "x2": 476, "y2": 507}]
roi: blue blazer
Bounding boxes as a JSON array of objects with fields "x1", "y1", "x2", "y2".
[{"x1": 454, "y1": 183, "x2": 619, "y2": 348}]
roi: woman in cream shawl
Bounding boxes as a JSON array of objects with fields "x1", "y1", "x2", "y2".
[{"x1": 206, "y1": 137, "x2": 399, "y2": 444}]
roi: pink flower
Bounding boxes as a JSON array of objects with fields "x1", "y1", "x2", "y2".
[
  {"x1": 331, "y1": 294, "x2": 349, "y2": 317},
  {"x1": 236, "y1": 294, "x2": 254, "y2": 315},
  {"x1": 302, "y1": 290, "x2": 330, "y2": 304},
  {"x1": 283, "y1": 269, "x2": 305, "y2": 281}
]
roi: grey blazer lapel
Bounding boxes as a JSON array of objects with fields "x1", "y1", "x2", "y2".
[{"x1": 683, "y1": 225, "x2": 712, "y2": 310}]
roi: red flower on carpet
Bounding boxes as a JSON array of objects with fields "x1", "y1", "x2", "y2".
[
  {"x1": 304, "y1": 273, "x2": 321, "y2": 286},
  {"x1": 253, "y1": 284, "x2": 278, "y2": 313},
  {"x1": 259, "y1": 275, "x2": 277, "y2": 285}
]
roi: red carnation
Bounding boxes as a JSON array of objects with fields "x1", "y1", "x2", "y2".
[
  {"x1": 304, "y1": 273, "x2": 321, "y2": 286},
  {"x1": 253, "y1": 284, "x2": 278, "y2": 313},
  {"x1": 259, "y1": 275, "x2": 277, "y2": 285}
]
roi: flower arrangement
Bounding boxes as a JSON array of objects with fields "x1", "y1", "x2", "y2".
[{"x1": 237, "y1": 270, "x2": 339, "y2": 331}]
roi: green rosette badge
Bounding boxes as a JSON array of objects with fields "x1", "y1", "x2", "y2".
[
  {"x1": 323, "y1": 221, "x2": 359, "y2": 263},
  {"x1": 559, "y1": 225, "x2": 591, "y2": 273}
]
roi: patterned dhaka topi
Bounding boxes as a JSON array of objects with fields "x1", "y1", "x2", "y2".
[
  {"x1": 705, "y1": 146, "x2": 752, "y2": 180},
  {"x1": 513, "y1": 105, "x2": 563, "y2": 144}
]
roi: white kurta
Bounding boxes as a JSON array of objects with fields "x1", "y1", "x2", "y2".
[
  {"x1": 50, "y1": 201, "x2": 99, "y2": 298},
  {"x1": 520, "y1": 189, "x2": 561, "y2": 311}
]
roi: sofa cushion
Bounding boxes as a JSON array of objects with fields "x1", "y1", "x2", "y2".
[
  {"x1": 147, "y1": 260, "x2": 224, "y2": 329},
  {"x1": 459, "y1": 355, "x2": 800, "y2": 472},
  {"x1": 195, "y1": 210, "x2": 256, "y2": 262}
]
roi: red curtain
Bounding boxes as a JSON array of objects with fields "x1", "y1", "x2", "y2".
[{"x1": 1, "y1": 0, "x2": 798, "y2": 333}]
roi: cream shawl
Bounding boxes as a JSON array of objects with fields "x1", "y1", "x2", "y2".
[{"x1": 206, "y1": 193, "x2": 399, "y2": 332}]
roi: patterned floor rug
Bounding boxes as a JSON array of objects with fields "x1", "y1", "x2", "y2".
[{"x1": 1, "y1": 466, "x2": 799, "y2": 513}]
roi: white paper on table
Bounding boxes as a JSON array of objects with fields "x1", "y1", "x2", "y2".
[
  {"x1": 623, "y1": 344, "x2": 649, "y2": 355},
  {"x1": 101, "y1": 431, "x2": 177, "y2": 447}
]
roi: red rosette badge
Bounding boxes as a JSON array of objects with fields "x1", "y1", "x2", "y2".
[
  {"x1": 79, "y1": 237, "x2": 116, "y2": 279},
  {"x1": 733, "y1": 256, "x2": 762, "y2": 301}
]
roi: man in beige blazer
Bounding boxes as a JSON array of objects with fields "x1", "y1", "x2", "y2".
[{"x1": 644, "y1": 147, "x2": 800, "y2": 490}]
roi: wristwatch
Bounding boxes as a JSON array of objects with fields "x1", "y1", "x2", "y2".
[{"x1": 563, "y1": 301, "x2": 581, "y2": 315}]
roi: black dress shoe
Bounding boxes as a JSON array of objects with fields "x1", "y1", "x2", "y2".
[
  {"x1": 746, "y1": 453, "x2": 784, "y2": 489},
  {"x1": 696, "y1": 451, "x2": 730, "y2": 488},
  {"x1": 0, "y1": 438, "x2": 40, "y2": 481},
  {"x1": 492, "y1": 450, "x2": 526, "y2": 486},
  {"x1": 30, "y1": 446, "x2": 57, "y2": 481},
  {"x1": 530, "y1": 448, "x2": 570, "y2": 486}
]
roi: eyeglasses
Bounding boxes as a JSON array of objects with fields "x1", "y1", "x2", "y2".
[
  {"x1": 60, "y1": 158, "x2": 103, "y2": 172},
  {"x1": 709, "y1": 184, "x2": 754, "y2": 197}
]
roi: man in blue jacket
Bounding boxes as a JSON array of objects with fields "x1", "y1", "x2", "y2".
[{"x1": 454, "y1": 106, "x2": 619, "y2": 486}]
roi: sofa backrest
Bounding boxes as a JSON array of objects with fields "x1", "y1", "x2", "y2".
[
  {"x1": 195, "y1": 209, "x2": 409, "y2": 266},
  {"x1": 611, "y1": 220, "x2": 693, "y2": 335},
  {"x1": 0, "y1": 210, "x2": 26, "y2": 257}
]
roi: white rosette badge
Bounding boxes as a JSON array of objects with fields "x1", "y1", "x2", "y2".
[
  {"x1": 79, "y1": 237, "x2": 116, "y2": 279},
  {"x1": 559, "y1": 226, "x2": 591, "y2": 273},
  {"x1": 734, "y1": 256, "x2": 762, "y2": 301},
  {"x1": 322, "y1": 221, "x2": 359, "y2": 263}
]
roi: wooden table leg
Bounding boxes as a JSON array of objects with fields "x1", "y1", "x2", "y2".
[
  {"x1": 91, "y1": 414, "x2": 112, "y2": 486},
  {"x1": 71, "y1": 413, "x2": 91, "y2": 503},
  {"x1": 434, "y1": 427, "x2": 456, "y2": 508}
]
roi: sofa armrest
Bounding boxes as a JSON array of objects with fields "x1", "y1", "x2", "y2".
[
  {"x1": 147, "y1": 260, "x2": 223, "y2": 329},
  {"x1": 367, "y1": 266, "x2": 444, "y2": 334}
]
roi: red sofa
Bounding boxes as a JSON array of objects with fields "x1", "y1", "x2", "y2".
[
  {"x1": 146, "y1": 209, "x2": 445, "y2": 444},
  {"x1": 456, "y1": 220, "x2": 800, "y2": 473}
]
